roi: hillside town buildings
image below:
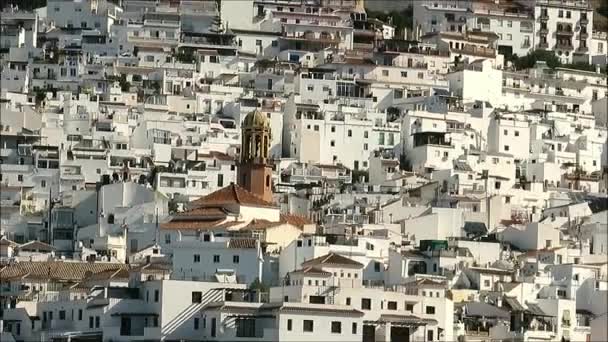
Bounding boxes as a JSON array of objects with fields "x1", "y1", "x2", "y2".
[{"x1": 0, "y1": 0, "x2": 607, "y2": 341}]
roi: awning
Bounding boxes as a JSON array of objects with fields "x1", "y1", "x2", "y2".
[
  {"x1": 365, "y1": 314, "x2": 437, "y2": 327},
  {"x1": 526, "y1": 303, "x2": 554, "y2": 317},
  {"x1": 503, "y1": 296, "x2": 525, "y2": 312}
]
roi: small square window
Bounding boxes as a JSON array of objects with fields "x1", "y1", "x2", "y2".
[
  {"x1": 303, "y1": 320, "x2": 314, "y2": 332},
  {"x1": 213, "y1": 255, "x2": 220, "y2": 263},
  {"x1": 233, "y1": 255, "x2": 240, "y2": 263},
  {"x1": 331, "y1": 321, "x2": 341, "y2": 333}
]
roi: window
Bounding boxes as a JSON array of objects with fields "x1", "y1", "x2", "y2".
[
  {"x1": 401, "y1": 71, "x2": 408, "y2": 77},
  {"x1": 165, "y1": 234, "x2": 171, "y2": 244},
  {"x1": 352, "y1": 322, "x2": 357, "y2": 334},
  {"x1": 504, "y1": 145, "x2": 510, "y2": 151},
  {"x1": 271, "y1": 40, "x2": 278, "y2": 47},
  {"x1": 217, "y1": 174, "x2": 223, "y2": 187},
  {"x1": 331, "y1": 126, "x2": 336, "y2": 132},
  {"x1": 361, "y1": 298, "x2": 371, "y2": 310},
  {"x1": 427, "y1": 329, "x2": 434, "y2": 341},
  {"x1": 18, "y1": 175, "x2": 23, "y2": 182},
  {"x1": 314, "y1": 125, "x2": 319, "y2": 131},
  {"x1": 426, "y1": 306, "x2": 436, "y2": 314},
  {"x1": 256, "y1": 39, "x2": 262, "y2": 46},
  {"x1": 194, "y1": 318, "x2": 199, "y2": 330},
  {"x1": 154, "y1": 290, "x2": 159, "y2": 302},
  {"x1": 382, "y1": 70, "x2": 389, "y2": 76},
  {"x1": 95, "y1": 316, "x2": 100, "y2": 328},
  {"x1": 406, "y1": 304, "x2": 414, "y2": 312},
  {"x1": 388, "y1": 301, "x2": 397, "y2": 310},
  {"x1": 287, "y1": 319, "x2": 292, "y2": 331},
  {"x1": 506, "y1": 34, "x2": 512, "y2": 40},
  {"x1": 233, "y1": 255, "x2": 240, "y2": 263},
  {"x1": 364, "y1": 131, "x2": 368, "y2": 138},
  {"x1": 303, "y1": 320, "x2": 314, "y2": 332},
  {"x1": 484, "y1": 279, "x2": 491, "y2": 287},
  {"x1": 347, "y1": 130, "x2": 352, "y2": 137},
  {"x1": 331, "y1": 321, "x2": 342, "y2": 333},
  {"x1": 211, "y1": 318, "x2": 216, "y2": 337},
  {"x1": 504, "y1": 129, "x2": 508, "y2": 135},
  {"x1": 514, "y1": 131, "x2": 519, "y2": 137},
  {"x1": 363, "y1": 143, "x2": 368, "y2": 151},
  {"x1": 193, "y1": 254, "x2": 200, "y2": 263},
  {"x1": 418, "y1": 72, "x2": 424, "y2": 79},
  {"x1": 213, "y1": 255, "x2": 220, "y2": 263},
  {"x1": 330, "y1": 140, "x2": 335, "y2": 147},
  {"x1": 374, "y1": 262, "x2": 381, "y2": 272},
  {"x1": 192, "y1": 291, "x2": 203, "y2": 303},
  {"x1": 558, "y1": 10, "x2": 563, "y2": 17},
  {"x1": 89, "y1": 316, "x2": 94, "y2": 328},
  {"x1": 346, "y1": 297, "x2": 351, "y2": 305},
  {"x1": 78, "y1": 309, "x2": 83, "y2": 321},
  {"x1": 59, "y1": 310, "x2": 66, "y2": 320}
]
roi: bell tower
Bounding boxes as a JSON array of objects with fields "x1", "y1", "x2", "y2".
[{"x1": 238, "y1": 110, "x2": 273, "y2": 203}]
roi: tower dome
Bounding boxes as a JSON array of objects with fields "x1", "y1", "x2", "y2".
[{"x1": 243, "y1": 109, "x2": 270, "y2": 129}]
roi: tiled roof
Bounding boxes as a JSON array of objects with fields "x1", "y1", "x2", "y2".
[
  {"x1": 301, "y1": 253, "x2": 363, "y2": 268},
  {"x1": 280, "y1": 213, "x2": 313, "y2": 227},
  {"x1": 190, "y1": 184, "x2": 276, "y2": 208},
  {"x1": 228, "y1": 238, "x2": 258, "y2": 249},
  {"x1": 0, "y1": 237, "x2": 19, "y2": 247},
  {"x1": 240, "y1": 214, "x2": 312, "y2": 231},
  {"x1": 178, "y1": 207, "x2": 229, "y2": 218},
  {"x1": 289, "y1": 267, "x2": 332, "y2": 276},
  {"x1": 18, "y1": 240, "x2": 56, "y2": 252},
  {"x1": 0, "y1": 261, "x2": 127, "y2": 281},
  {"x1": 161, "y1": 219, "x2": 241, "y2": 231}
]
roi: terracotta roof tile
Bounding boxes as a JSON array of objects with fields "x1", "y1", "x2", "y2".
[
  {"x1": 289, "y1": 267, "x2": 332, "y2": 276},
  {"x1": 18, "y1": 240, "x2": 56, "y2": 252},
  {"x1": 0, "y1": 261, "x2": 127, "y2": 281},
  {"x1": 280, "y1": 213, "x2": 313, "y2": 227},
  {"x1": 228, "y1": 238, "x2": 258, "y2": 249},
  {"x1": 190, "y1": 184, "x2": 276, "y2": 208},
  {"x1": 301, "y1": 253, "x2": 363, "y2": 268},
  {"x1": 161, "y1": 219, "x2": 241, "y2": 231}
]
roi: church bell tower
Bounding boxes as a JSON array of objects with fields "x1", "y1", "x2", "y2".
[{"x1": 238, "y1": 110, "x2": 273, "y2": 203}]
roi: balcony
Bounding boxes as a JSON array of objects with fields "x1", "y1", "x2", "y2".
[
  {"x1": 538, "y1": 27, "x2": 548, "y2": 35},
  {"x1": 578, "y1": 32, "x2": 588, "y2": 40},
  {"x1": 556, "y1": 30, "x2": 574, "y2": 37},
  {"x1": 520, "y1": 25, "x2": 534, "y2": 33},
  {"x1": 537, "y1": 42, "x2": 549, "y2": 49},
  {"x1": 555, "y1": 42, "x2": 573, "y2": 50},
  {"x1": 538, "y1": 13, "x2": 549, "y2": 21}
]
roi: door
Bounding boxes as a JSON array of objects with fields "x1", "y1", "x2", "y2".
[
  {"x1": 363, "y1": 325, "x2": 376, "y2": 342},
  {"x1": 390, "y1": 326, "x2": 410, "y2": 342},
  {"x1": 120, "y1": 317, "x2": 131, "y2": 336}
]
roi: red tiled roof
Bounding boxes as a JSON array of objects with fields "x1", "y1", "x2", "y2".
[
  {"x1": 18, "y1": 240, "x2": 56, "y2": 252},
  {"x1": 302, "y1": 253, "x2": 363, "y2": 268},
  {"x1": 178, "y1": 207, "x2": 229, "y2": 218},
  {"x1": 190, "y1": 184, "x2": 277, "y2": 208},
  {"x1": 280, "y1": 213, "x2": 313, "y2": 227},
  {"x1": 289, "y1": 267, "x2": 332, "y2": 276},
  {"x1": 0, "y1": 261, "x2": 127, "y2": 281},
  {"x1": 161, "y1": 219, "x2": 242, "y2": 231},
  {"x1": 228, "y1": 238, "x2": 258, "y2": 249}
]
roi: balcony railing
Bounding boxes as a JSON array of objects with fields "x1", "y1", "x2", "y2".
[
  {"x1": 556, "y1": 30, "x2": 574, "y2": 37},
  {"x1": 555, "y1": 42, "x2": 573, "y2": 50}
]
